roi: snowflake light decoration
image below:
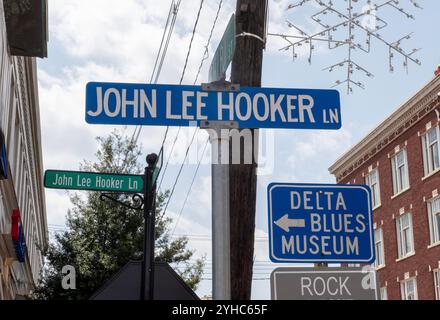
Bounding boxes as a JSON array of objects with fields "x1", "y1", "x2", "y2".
[{"x1": 269, "y1": 0, "x2": 422, "y2": 94}]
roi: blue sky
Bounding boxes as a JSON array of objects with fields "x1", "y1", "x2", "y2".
[{"x1": 37, "y1": 0, "x2": 439, "y2": 299}]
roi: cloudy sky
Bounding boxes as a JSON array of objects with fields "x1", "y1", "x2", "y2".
[{"x1": 38, "y1": 0, "x2": 440, "y2": 299}]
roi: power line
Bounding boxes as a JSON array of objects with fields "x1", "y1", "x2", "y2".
[
  {"x1": 162, "y1": 126, "x2": 199, "y2": 216},
  {"x1": 157, "y1": 0, "x2": 206, "y2": 189},
  {"x1": 173, "y1": 234, "x2": 269, "y2": 239},
  {"x1": 153, "y1": 0, "x2": 184, "y2": 84},
  {"x1": 179, "y1": 0, "x2": 205, "y2": 84},
  {"x1": 172, "y1": 234, "x2": 269, "y2": 242},
  {"x1": 161, "y1": 0, "x2": 225, "y2": 233},
  {"x1": 132, "y1": 0, "x2": 184, "y2": 147},
  {"x1": 169, "y1": 0, "x2": 224, "y2": 234},
  {"x1": 150, "y1": 1, "x2": 175, "y2": 84},
  {"x1": 157, "y1": 0, "x2": 206, "y2": 191},
  {"x1": 170, "y1": 138, "x2": 209, "y2": 236},
  {"x1": 194, "y1": 0, "x2": 223, "y2": 84},
  {"x1": 157, "y1": 126, "x2": 183, "y2": 191}
]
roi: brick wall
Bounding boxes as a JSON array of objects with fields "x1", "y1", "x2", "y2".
[{"x1": 340, "y1": 110, "x2": 440, "y2": 300}]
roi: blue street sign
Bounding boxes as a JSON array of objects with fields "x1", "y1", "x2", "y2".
[
  {"x1": 85, "y1": 82, "x2": 341, "y2": 130},
  {"x1": 267, "y1": 183, "x2": 374, "y2": 263}
]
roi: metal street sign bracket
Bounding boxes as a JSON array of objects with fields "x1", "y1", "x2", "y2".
[
  {"x1": 236, "y1": 32, "x2": 266, "y2": 45},
  {"x1": 99, "y1": 193, "x2": 144, "y2": 211},
  {"x1": 199, "y1": 120, "x2": 238, "y2": 130},
  {"x1": 201, "y1": 78, "x2": 240, "y2": 92}
]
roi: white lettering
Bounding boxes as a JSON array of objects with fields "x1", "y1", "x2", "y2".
[
  {"x1": 270, "y1": 94, "x2": 287, "y2": 122},
  {"x1": 140, "y1": 89, "x2": 157, "y2": 118},
  {"x1": 336, "y1": 192, "x2": 347, "y2": 210},
  {"x1": 166, "y1": 90, "x2": 181, "y2": 119},
  {"x1": 301, "y1": 277, "x2": 313, "y2": 296},
  {"x1": 290, "y1": 191, "x2": 301, "y2": 209},
  {"x1": 87, "y1": 87, "x2": 103, "y2": 116},
  {"x1": 218, "y1": 92, "x2": 234, "y2": 121},
  {"x1": 298, "y1": 95, "x2": 315, "y2": 123},
  {"x1": 287, "y1": 95, "x2": 298, "y2": 122},
  {"x1": 310, "y1": 213, "x2": 321, "y2": 232},
  {"x1": 253, "y1": 93, "x2": 270, "y2": 121},
  {"x1": 196, "y1": 92, "x2": 208, "y2": 120},
  {"x1": 121, "y1": 89, "x2": 138, "y2": 118},
  {"x1": 103, "y1": 88, "x2": 121, "y2": 117},
  {"x1": 182, "y1": 91, "x2": 195, "y2": 120},
  {"x1": 235, "y1": 93, "x2": 252, "y2": 121}
]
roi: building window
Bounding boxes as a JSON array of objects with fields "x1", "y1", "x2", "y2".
[
  {"x1": 380, "y1": 287, "x2": 388, "y2": 300},
  {"x1": 391, "y1": 150, "x2": 410, "y2": 195},
  {"x1": 401, "y1": 277, "x2": 418, "y2": 300},
  {"x1": 365, "y1": 169, "x2": 381, "y2": 208},
  {"x1": 396, "y1": 213, "x2": 414, "y2": 258},
  {"x1": 434, "y1": 269, "x2": 440, "y2": 300},
  {"x1": 374, "y1": 228, "x2": 385, "y2": 267},
  {"x1": 422, "y1": 126, "x2": 440, "y2": 176},
  {"x1": 428, "y1": 197, "x2": 440, "y2": 246}
]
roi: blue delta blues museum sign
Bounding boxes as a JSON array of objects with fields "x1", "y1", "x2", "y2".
[
  {"x1": 85, "y1": 82, "x2": 341, "y2": 130},
  {"x1": 267, "y1": 183, "x2": 375, "y2": 263}
]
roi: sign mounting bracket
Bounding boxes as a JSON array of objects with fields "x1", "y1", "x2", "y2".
[
  {"x1": 99, "y1": 193, "x2": 144, "y2": 211},
  {"x1": 201, "y1": 77, "x2": 240, "y2": 92}
]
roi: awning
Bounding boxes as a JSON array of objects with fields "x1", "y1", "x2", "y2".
[{"x1": 3, "y1": 0, "x2": 48, "y2": 58}]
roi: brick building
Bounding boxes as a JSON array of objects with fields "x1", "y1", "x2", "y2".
[
  {"x1": 329, "y1": 75, "x2": 440, "y2": 300},
  {"x1": 0, "y1": 1, "x2": 48, "y2": 299}
]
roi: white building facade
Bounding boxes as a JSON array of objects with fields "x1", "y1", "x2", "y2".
[{"x1": 0, "y1": 0, "x2": 47, "y2": 299}]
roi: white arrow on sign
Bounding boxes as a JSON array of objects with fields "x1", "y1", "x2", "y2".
[{"x1": 274, "y1": 214, "x2": 306, "y2": 232}]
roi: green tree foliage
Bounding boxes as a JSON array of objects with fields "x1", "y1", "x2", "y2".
[{"x1": 33, "y1": 130, "x2": 205, "y2": 299}]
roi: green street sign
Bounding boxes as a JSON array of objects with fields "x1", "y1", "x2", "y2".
[
  {"x1": 44, "y1": 170, "x2": 144, "y2": 193},
  {"x1": 208, "y1": 14, "x2": 236, "y2": 82}
]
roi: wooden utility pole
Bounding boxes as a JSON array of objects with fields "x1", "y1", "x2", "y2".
[{"x1": 230, "y1": 0, "x2": 267, "y2": 300}]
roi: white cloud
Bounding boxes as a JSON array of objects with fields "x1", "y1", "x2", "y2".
[
  {"x1": 286, "y1": 128, "x2": 352, "y2": 180},
  {"x1": 186, "y1": 174, "x2": 211, "y2": 214},
  {"x1": 44, "y1": 190, "x2": 74, "y2": 226}
]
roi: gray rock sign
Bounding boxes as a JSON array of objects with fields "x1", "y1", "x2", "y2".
[{"x1": 271, "y1": 267, "x2": 379, "y2": 300}]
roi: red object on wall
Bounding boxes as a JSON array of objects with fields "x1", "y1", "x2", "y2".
[{"x1": 11, "y1": 209, "x2": 20, "y2": 241}]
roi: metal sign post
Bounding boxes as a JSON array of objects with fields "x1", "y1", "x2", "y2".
[
  {"x1": 140, "y1": 153, "x2": 158, "y2": 300},
  {"x1": 200, "y1": 81, "x2": 239, "y2": 300},
  {"x1": 201, "y1": 119, "x2": 237, "y2": 300}
]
